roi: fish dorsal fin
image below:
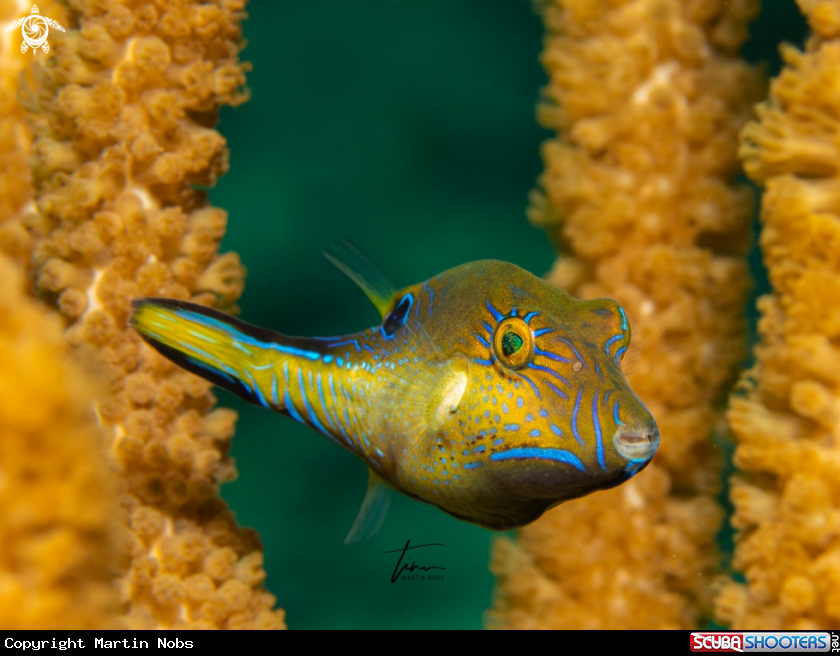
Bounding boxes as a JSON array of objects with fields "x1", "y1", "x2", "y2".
[
  {"x1": 344, "y1": 470, "x2": 392, "y2": 545},
  {"x1": 324, "y1": 241, "x2": 395, "y2": 318}
]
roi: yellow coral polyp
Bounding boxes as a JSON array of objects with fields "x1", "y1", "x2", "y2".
[
  {"x1": 0, "y1": 253, "x2": 120, "y2": 629},
  {"x1": 0, "y1": 0, "x2": 288, "y2": 629},
  {"x1": 0, "y1": 1, "x2": 69, "y2": 268},
  {"x1": 716, "y1": 9, "x2": 840, "y2": 625},
  {"x1": 489, "y1": 0, "x2": 763, "y2": 629}
]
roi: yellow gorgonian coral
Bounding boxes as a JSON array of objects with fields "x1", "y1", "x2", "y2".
[
  {"x1": 18, "y1": 0, "x2": 284, "y2": 629},
  {"x1": 0, "y1": 252, "x2": 120, "y2": 629},
  {"x1": 489, "y1": 0, "x2": 762, "y2": 629},
  {"x1": 0, "y1": 0, "x2": 67, "y2": 268},
  {"x1": 715, "y1": 0, "x2": 840, "y2": 630}
]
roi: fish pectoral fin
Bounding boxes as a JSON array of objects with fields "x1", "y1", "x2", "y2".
[
  {"x1": 343, "y1": 470, "x2": 392, "y2": 545},
  {"x1": 324, "y1": 241, "x2": 396, "y2": 319}
]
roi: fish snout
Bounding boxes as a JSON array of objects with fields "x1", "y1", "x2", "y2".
[{"x1": 613, "y1": 423, "x2": 659, "y2": 464}]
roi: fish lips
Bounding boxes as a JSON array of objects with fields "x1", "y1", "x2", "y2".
[{"x1": 613, "y1": 423, "x2": 660, "y2": 464}]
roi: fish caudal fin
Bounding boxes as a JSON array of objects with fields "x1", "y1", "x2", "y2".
[{"x1": 130, "y1": 298, "x2": 283, "y2": 409}]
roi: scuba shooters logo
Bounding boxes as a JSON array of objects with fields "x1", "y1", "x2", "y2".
[
  {"x1": 690, "y1": 632, "x2": 834, "y2": 652},
  {"x1": 4, "y1": 5, "x2": 64, "y2": 54}
]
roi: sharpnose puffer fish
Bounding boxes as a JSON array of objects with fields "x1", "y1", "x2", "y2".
[{"x1": 130, "y1": 249, "x2": 659, "y2": 542}]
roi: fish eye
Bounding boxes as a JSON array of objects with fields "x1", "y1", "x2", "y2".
[{"x1": 493, "y1": 317, "x2": 533, "y2": 369}]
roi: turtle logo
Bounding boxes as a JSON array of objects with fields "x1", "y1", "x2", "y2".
[{"x1": 4, "y1": 5, "x2": 65, "y2": 54}]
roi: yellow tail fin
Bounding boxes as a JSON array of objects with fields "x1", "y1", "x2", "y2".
[{"x1": 130, "y1": 298, "x2": 284, "y2": 408}]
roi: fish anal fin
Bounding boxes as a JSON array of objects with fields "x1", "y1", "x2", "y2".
[
  {"x1": 344, "y1": 470, "x2": 392, "y2": 545},
  {"x1": 324, "y1": 241, "x2": 396, "y2": 319}
]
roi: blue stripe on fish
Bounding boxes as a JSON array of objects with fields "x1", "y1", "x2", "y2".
[
  {"x1": 558, "y1": 337, "x2": 588, "y2": 369},
  {"x1": 487, "y1": 301, "x2": 503, "y2": 321},
  {"x1": 474, "y1": 332, "x2": 491, "y2": 348},
  {"x1": 184, "y1": 356, "x2": 238, "y2": 388},
  {"x1": 592, "y1": 390, "x2": 605, "y2": 470},
  {"x1": 244, "y1": 369, "x2": 269, "y2": 408},
  {"x1": 174, "y1": 309, "x2": 322, "y2": 360},
  {"x1": 624, "y1": 461, "x2": 645, "y2": 478},
  {"x1": 534, "y1": 347, "x2": 571, "y2": 362},
  {"x1": 533, "y1": 347, "x2": 572, "y2": 363},
  {"x1": 490, "y1": 448, "x2": 585, "y2": 471},
  {"x1": 176, "y1": 342, "x2": 241, "y2": 380},
  {"x1": 189, "y1": 329, "x2": 219, "y2": 344},
  {"x1": 327, "y1": 339, "x2": 361, "y2": 351},
  {"x1": 284, "y1": 388, "x2": 305, "y2": 424},
  {"x1": 232, "y1": 341, "x2": 254, "y2": 356},
  {"x1": 299, "y1": 369, "x2": 329, "y2": 437},
  {"x1": 529, "y1": 363, "x2": 569, "y2": 386},
  {"x1": 604, "y1": 334, "x2": 623, "y2": 356},
  {"x1": 614, "y1": 347, "x2": 626, "y2": 365},
  {"x1": 316, "y1": 372, "x2": 338, "y2": 431},
  {"x1": 572, "y1": 388, "x2": 584, "y2": 446},
  {"x1": 516, "y1": 371, "x2": 542, "y2": 400},
  {"x1": 544, "y1": 380, "x2": 568, "y2": 399}
]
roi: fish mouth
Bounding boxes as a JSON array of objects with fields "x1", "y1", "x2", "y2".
[
  {"x1": 489, "y1": 447, "x2": 585, "y2": 472},
  {"x1": 613, "y1": 424, "x2": 659, "y2": 463}
]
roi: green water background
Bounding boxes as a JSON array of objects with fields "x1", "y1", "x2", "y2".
[{"x1": 209, "y1": 0, "x2": 807, "y2": 630}]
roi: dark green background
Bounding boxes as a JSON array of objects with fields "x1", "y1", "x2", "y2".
[{"x1": 209, "y1": 0, "x2": 806, "y2": 630}]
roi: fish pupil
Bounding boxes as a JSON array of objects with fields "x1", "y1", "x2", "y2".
[{"x1": 502, "y1": 331, "x2": 523, "y2": 356}]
